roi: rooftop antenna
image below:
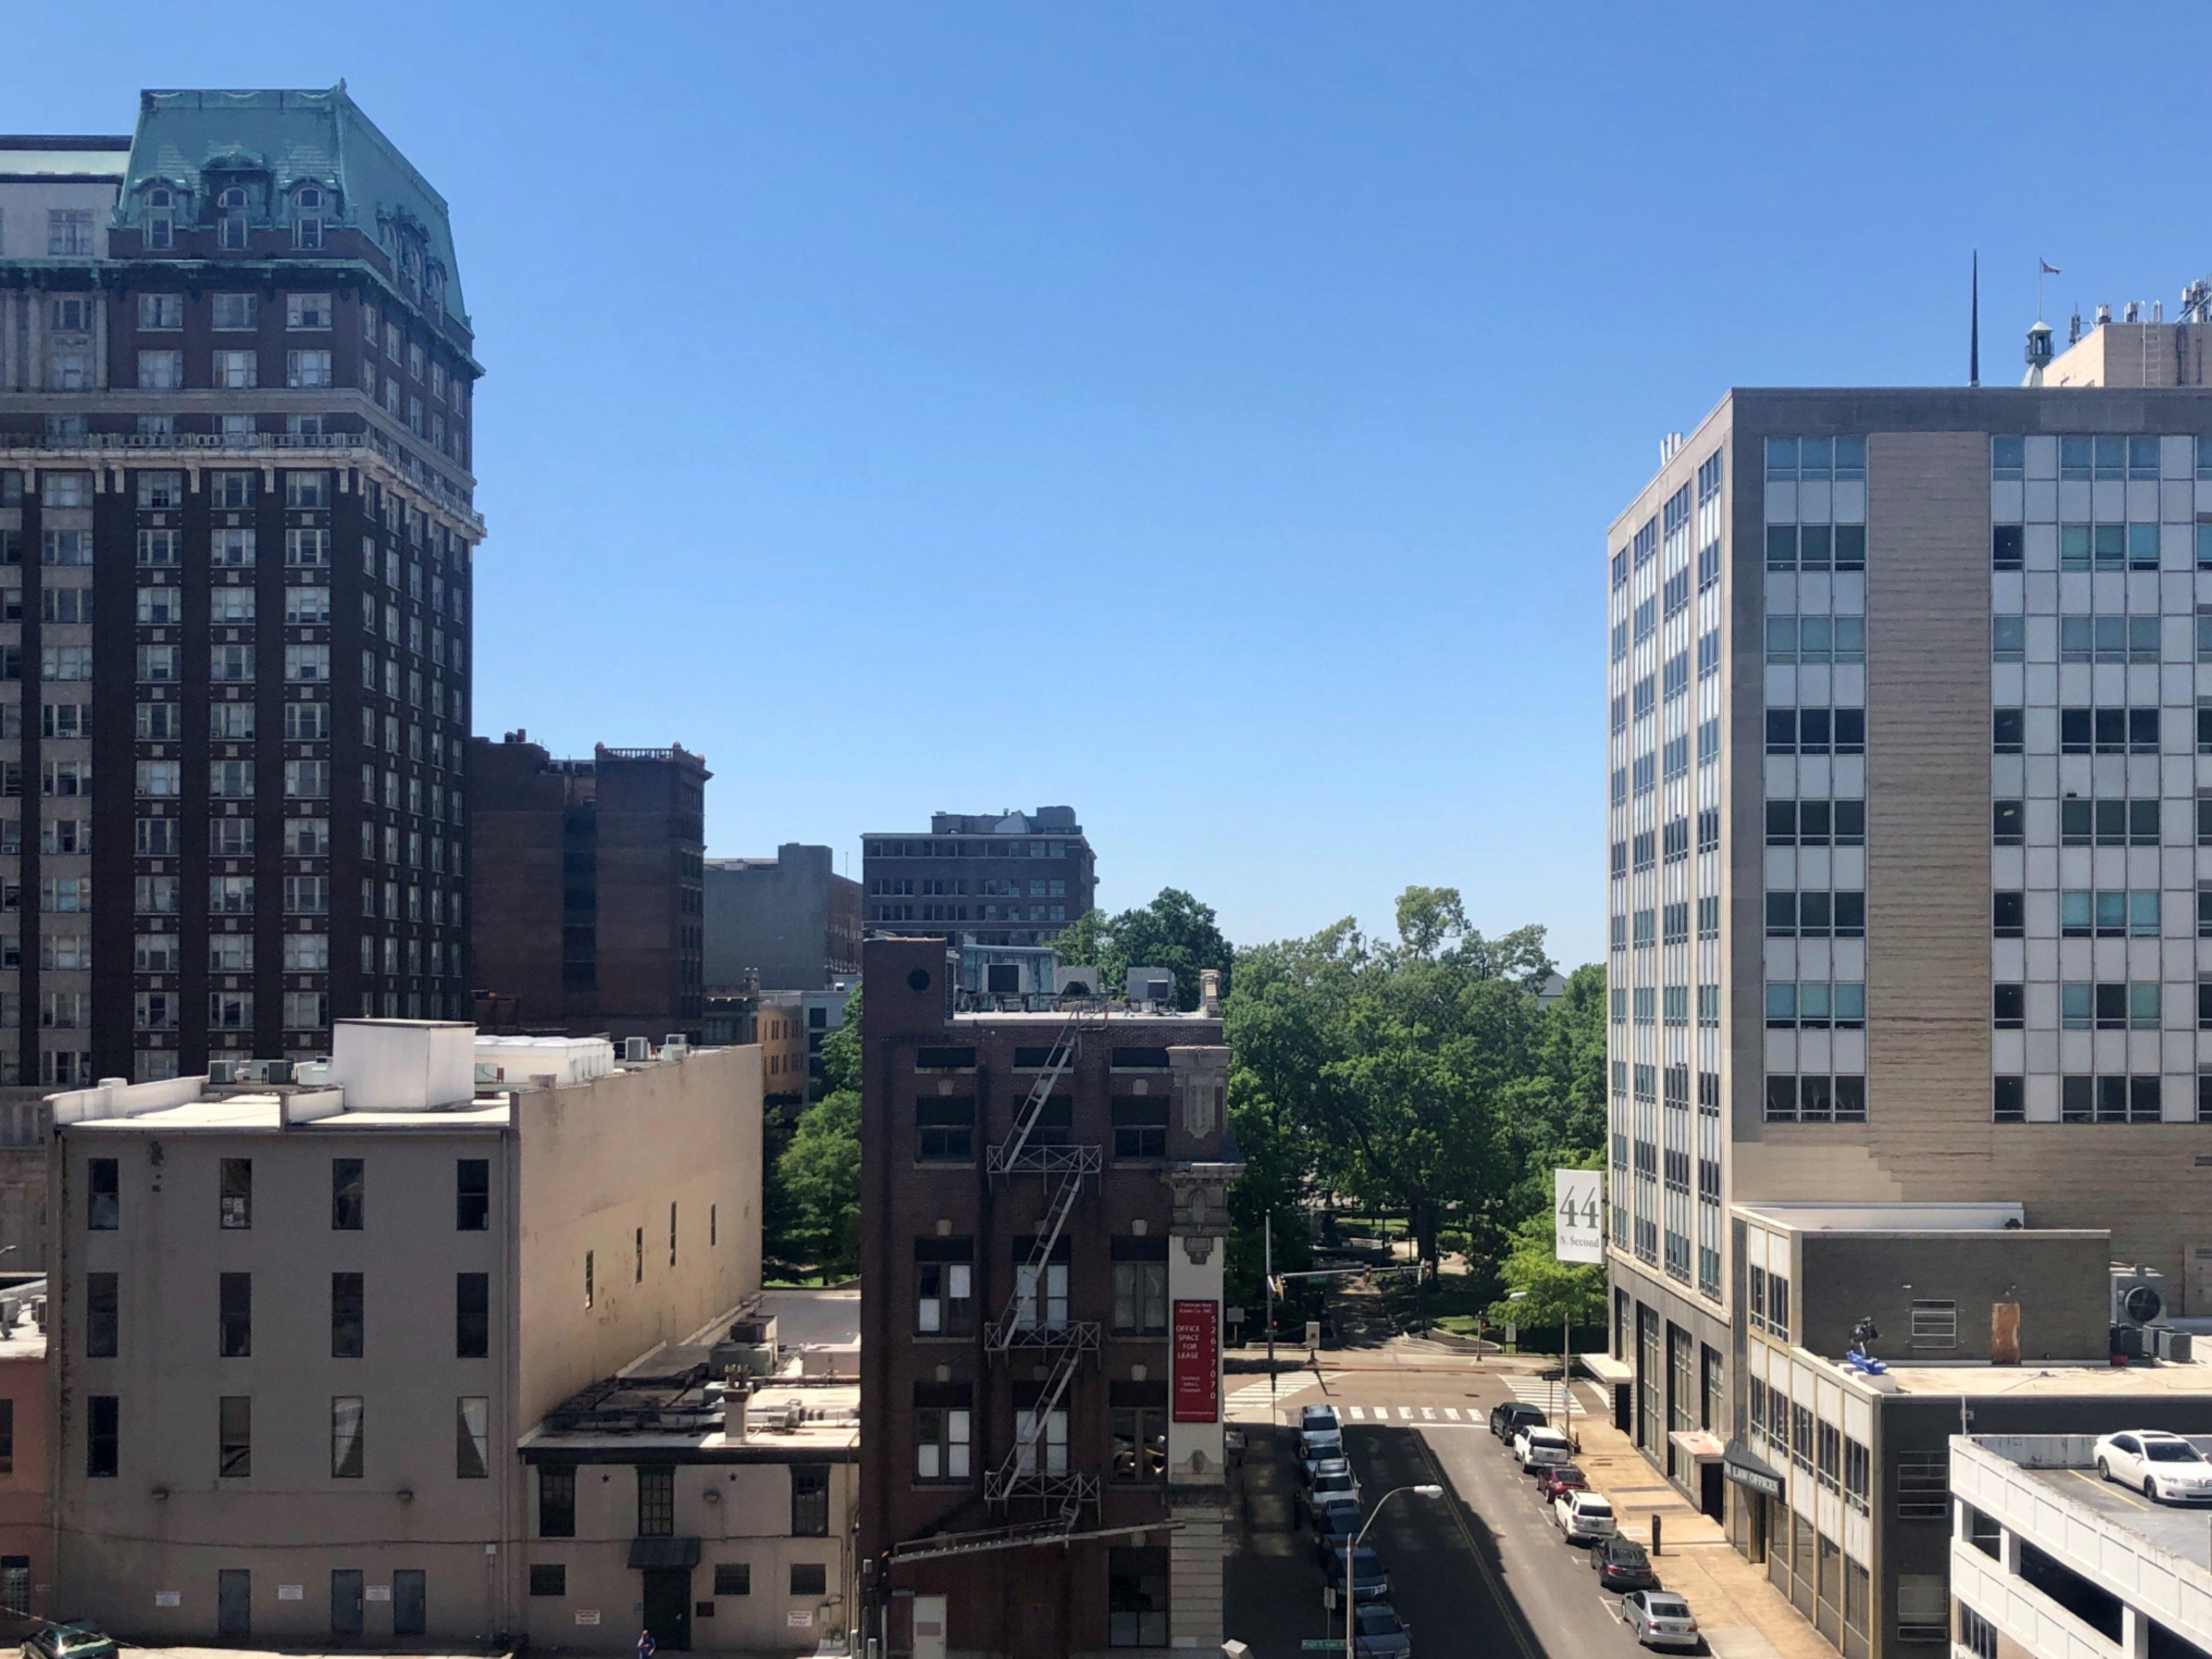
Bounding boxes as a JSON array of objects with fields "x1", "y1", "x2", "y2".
[{"x1": 1969, "y1": 251, "x2": 1980, "y2": 387}]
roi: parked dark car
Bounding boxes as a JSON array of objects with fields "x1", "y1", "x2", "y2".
[
  {"x1": 1591, "y1": 1536, "x2": 1661, "y2": 1592},
  {"x1": 1308, "y1": 1506, "x2": 1361, "y2": 1566},
  {"x1": 1490, "y1": 1400, "x2": 1547, "y2": 1442},
  {"x1": 1536, "y1": 1463, "x2": 1589, "y2": 1503},
  {"x1": 1317, "y1": 1544, "x2": 1393, "y2": 1608}
]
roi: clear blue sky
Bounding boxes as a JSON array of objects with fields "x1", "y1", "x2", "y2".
[{"x1": 8, "y1": 3, "x2": 2204, "y2": 966}]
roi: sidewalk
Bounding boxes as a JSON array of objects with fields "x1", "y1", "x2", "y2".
[{"x1": 1563, "y1": 1384, "x2": 1834, "y2": 1659}]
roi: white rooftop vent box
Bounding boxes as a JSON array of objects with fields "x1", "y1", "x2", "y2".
[
  {"x1": 1055, "y1": 965, "x2": 1102, "y2": 998},
  {"x1": 1125, "y1": 967, "x2": 1176, "y2": 1005},
  {"x1": 328, "y1": 1020, "x2": 477, "y2": 1112}
]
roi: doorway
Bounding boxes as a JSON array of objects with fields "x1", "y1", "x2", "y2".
[
  {"x1": 1700, "y1": 1462, "x2": 1725, "y2": 1520},
  {"x1": 392, "y1": 1570, "x2": 426, "y2": 1637},
  {"x1": 217, "y1": 1569, "x2": 251, "y2": 1637},
  {"x1": 642, "y1": 1568, "x2": 693, "y2": 1652},
  {"x1": 331, "y1": 1570, "x2": 363, "y2": 1637}
]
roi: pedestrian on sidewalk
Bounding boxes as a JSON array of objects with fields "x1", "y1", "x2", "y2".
[{"x1": 637, "y1": 1628, "x2": 656, "y2": 1659}]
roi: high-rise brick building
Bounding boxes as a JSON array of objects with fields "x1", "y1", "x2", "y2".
[
  {"x1": 469, "y1": 734, "x2": 707, "y2": 1041},
  {"x1": 0, "y1": 87, "x2": 479, "y2": 1082}
]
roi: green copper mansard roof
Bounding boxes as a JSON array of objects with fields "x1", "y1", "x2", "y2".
[{"x1": 117, "y1": 84, "x2": 467, "y2": 328}]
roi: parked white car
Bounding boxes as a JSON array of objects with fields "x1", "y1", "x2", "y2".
[
  {"x1": 1514, "y1": 1425, "x2": 1572, "y2": 1472},
  {"x1": 2093, "y1": 1430, "x2": 2212, "y2": 1503},
  {"x1": 1554, "y1": 1490, "x2": 1617, "y2": 1543},
  {"x1": 1305, "y1": 1469, "x2": 1361, "y2": 1526},
  {"x1": 1619, "y1": 1591, "x2": 1700, "y2": 1650},
  {"x1": 1302, "y1": 1428, "x2": 1346, "y2": 1467}
]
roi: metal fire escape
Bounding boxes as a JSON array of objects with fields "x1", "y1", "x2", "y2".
[{"x1": 982, "y1": 1014, "x2": 1103, "y2": 1529}]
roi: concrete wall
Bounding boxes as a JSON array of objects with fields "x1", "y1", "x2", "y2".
[
  {"x1": 517, "y1": 1454, "x2": 857, "y2": 1654},
  {"x1": 50, "y1": 1119, "x2": 514, "y2": 1644},
  {"x1": 704, "y1": 845, "x2": 853, "y2": 991},
  {"x1": 1795, "y1": 1230, "x2": 2110, "y2": 1364},
  {"x1": 516, "y1": 1045, "x2": 763, "y2": 1430}
]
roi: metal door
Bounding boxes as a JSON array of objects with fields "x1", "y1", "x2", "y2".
[
  {"x1": 911, "y1": 1594, "x2": 947, "y2": 1659},
  {"x1": 330, "y1": 1570, "x2": 363, "y2": 1636},
  {"x1": 217, "y1": 1569, "x2": 251, "y2": 1637},
  {"x1": 391, "y1": 1569, "x2": 425, "y2": 1637},
  {"x1": 641, "y1": 1568, "x2": 692, "y2": 1652}
]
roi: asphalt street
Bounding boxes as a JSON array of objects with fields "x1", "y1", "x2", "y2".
[{"x1": 1224, "y1": 1365, "x2": 1684, "y2": 1659}]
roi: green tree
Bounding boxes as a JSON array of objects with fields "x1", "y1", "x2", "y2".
[
  {"x1": 1485, "y1": 1189, "x2": 1606, "y2": 1335},
  {"x1": 1054, "y1": 888, "x2": 1233, "y2": 1010},
  {"x1": 777, "y1": 1088, "x2": 861, "y2": 1279},
  {"x1": 764, "y1": 988, "x2": 863, "y2": 1281}
]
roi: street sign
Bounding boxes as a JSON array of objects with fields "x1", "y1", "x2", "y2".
[
  {"x1": 1304, "y1": 1320, "x2": 1321, "y2": 1349},
  {"x1": 1555, "y1": 1168, "x2": 1604, "y2": 1263}
]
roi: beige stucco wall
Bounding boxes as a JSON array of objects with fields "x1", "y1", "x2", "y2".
[
  {"x1": 516, "y1": 1044, "x2": 763, "y2": 1430},
  {"x1": 518, "y1": 1457, "x2": 857, "y2": 1654},
  {"x1": 50, "y1": 1119, "x2": 515, "y2": 1643}
]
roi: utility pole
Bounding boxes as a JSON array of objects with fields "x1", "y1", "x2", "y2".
[{"x1": 1265, "y1": 1211, "x2": 1275, "y2": 1401}]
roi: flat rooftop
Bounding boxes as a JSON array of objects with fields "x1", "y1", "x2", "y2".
[
  {"x1": 64, "y1": 1092, "x2": 515, "y2": 1133},
  {"x1": 520, "y1": 1305, "x2": 858, "y2": 1460},
  {"x1": 1739, "y1": 1201, "x2": 2028, "y2": 1232},
  {"x1": 1866, "y1": 1360, "x2": 2212, "y2": 1398}
]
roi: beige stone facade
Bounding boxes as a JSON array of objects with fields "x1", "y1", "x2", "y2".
[{"x1": 44, "y1": 1022, "x2": 761, "y2": 1645}]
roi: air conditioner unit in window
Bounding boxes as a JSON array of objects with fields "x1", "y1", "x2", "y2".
[{"x1": 2112, "y1": 1263, "x2": 2169, "y2": 1328}]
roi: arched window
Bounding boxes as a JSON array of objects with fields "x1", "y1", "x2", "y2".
[
  {"x1": 216, "y1": 187, "x2": 248, "y2": 252},
  {"x1": 144, "y1": 186, "x2": 174, "y2": 251},
  {"x1": 294, "y1": 184, "x2": 324, "y2": 251}
]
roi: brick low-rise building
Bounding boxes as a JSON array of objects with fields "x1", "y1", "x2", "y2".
[{"x1": 857, "y1": 935, "x2": 1237, "y2": 1659}]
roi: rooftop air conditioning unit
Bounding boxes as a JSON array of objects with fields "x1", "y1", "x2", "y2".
[
  {"x1": 262, "y1": 1060, "x2": 294, "y2": 1085},
  {"x1": 661, "y1": 1035, "x2": 690, "y2": 1061},
  {"x1": 2113, "y1": 1264, "x2": 2170, "y2": 1329},
  {"x1": 1125, "y1": 967, "x2": 1176, "y2": 1006},
  {"x1": 986, "y1": 962, "x2": 1024, "y2": 996},
  {"x1": 624, "y1": 1036, "x2": 651, "y2": 1063},
  {"x1": 1055, "y1": 965, "x2": 1102, "y2": 999},
  {"x1": 207, "y1": 1060, "x2": 238, "y2": 1084}
]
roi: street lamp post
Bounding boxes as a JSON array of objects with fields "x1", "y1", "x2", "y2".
[{"x1": 1342, "y1": 1484, "x2": 1443, "y2": 1659}]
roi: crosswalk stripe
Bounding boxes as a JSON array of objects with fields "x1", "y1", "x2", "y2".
[
  {"x1": 1398, "y1": 1406, "x2": 1413, "y2": 1421},
  {"x1": 1348, "y1": 1406, "x2": 1365, "y2": 1420},
  {"x1": 1421, "y1": 1407, "x2": 1436, "y2": 1420},
  {"x1": 1444, "y1": 1407, "x2": 1461, "y2": 1420}
]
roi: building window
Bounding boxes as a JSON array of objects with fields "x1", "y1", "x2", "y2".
[
  {"x1": 637, "y1": 1466, "x2": 675, "y2": 1536},
  {"x1": 1112, "y1": 1259, "x2": 1168, "y2": 1336},
  {"x1": 538, "y1": 1465, "x2": 576, "y2": 1537},
  {"x1": 790, "y1": 1563, "x2": 827, "y2": 1597},
  {"x1": 914, "y1": 1406, "x2": 971, "y2": 1482},
  {"x1": 86, "y1": 1396, "x2": 117, "y2": 1477},
  {"x1": 456, "y1": 1159, "x2": 489, "y2": 1229},
  {"x1": 48, "y1": 209, "x2": 92, "y2": 256},
  {"x1": 456, "y1": 1273, "x2": 489, "y2": 1358},
  {"x1": 713, "y1": 1564, "x2": 748, "y2": 1597},
  {"x1": 219, "y1": 1396, "x2": 251, "y2": 1478},
  {"x1": 331, "y1": 1272, "x2": 363, "y2": 1359},
  {"x1": 219, "y1": 1272, "x2": 251, "y2": 1357},
  {"x1": 456, "y1": 1397, "x2": 490, "y2": 1478},
  {"x1": 219, "y1": 1159, "x2": 252, "y2": 1229},
  {"x1": 915, "y1": 1097, "x2": 975, "y2": 1162},
  {"x1": 915, "y1": 1251, "x2": 973, "y2": 1336},
  {"x1": 215, "y1": 189, "x2": 248, "y2": 250},
  {"x1": 1111, "y1": 1095, "x2": 1168, "y2": 1159},
  {"x1": 1110, "y1": 1399, "x2": 1167, "y2": 1482},
  {"x1": 1959, "y1": 1605, "x2": 1998, "y2": 1659},
  {"x1": 87, "y1": 1158, "x2": 117, "y2": 1229},
  {"x1": 1108, "y1": 1547, "x2": 1170, "y2": 1648},
  {"x1": 791, "y1": 1465, "x2": 829, "y2": 1536},
  {"x1": 86, "y1": 1271, "x2": 117, "y2": 1357},
  {"x1": 330, "y1": 1397, "x2": 364, "y2": 1478},
  {"x1": 528, "y1": 1566, "x2": 565, "y2": 1598}
]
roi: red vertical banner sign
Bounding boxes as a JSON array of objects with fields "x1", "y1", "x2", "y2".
[{"x1": 1172, "y1": 1299, "x2": 1220, "y2": 1423}]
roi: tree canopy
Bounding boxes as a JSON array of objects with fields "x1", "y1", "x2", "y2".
[{"x1": 1052, "y1": 887, "x2": 1233, "y2": 1010}]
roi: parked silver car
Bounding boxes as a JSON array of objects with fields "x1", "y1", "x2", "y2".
[{"x1": 1619, "y1": 1591, "x2": 1700, "y2": 1651}]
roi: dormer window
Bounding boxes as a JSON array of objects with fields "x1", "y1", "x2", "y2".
[
  {"x1": 144, "y1": 187, "x2": 174, "y2": 252},
  {"x1": 294, "y1": 185, "x2": 324, "y2": 251},
  {"x1": 216, "y1": 187, "x2": 248, "y2": 252}
]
